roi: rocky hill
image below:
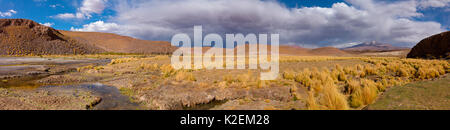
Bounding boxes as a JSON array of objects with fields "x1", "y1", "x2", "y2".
[
  {"x1": 0, "y1": 19, "x2": 102, "y2": 55},
  {"x1": 407, "y1": 31, "x2": 450, "y2": 59}
]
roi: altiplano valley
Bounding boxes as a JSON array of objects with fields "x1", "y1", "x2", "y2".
[
  {"x1": 0, "y1": 19, "x2": 448, "y2": 110},
  {"x1": 0, "y1": 0, "x2": 449, "y2": 111}
]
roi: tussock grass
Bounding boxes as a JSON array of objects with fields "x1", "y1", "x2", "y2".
[
  {"x1": 175, "y1": 71, "x2": 196, "y2": 81},
  {"x1": 138, "y1": 63, "x2": 159, "y2": 71},
  {"x1": 306, "y1": 91, "x2": 320, "y2": 110},
  {"x1": 345, "y1": 79, "x2": 360, "y2": 95},
  {"x1": 68, "y1": 55, "x2": 448, "y2": 110},
  {"x1": 283, "y1": 71, "x2": 295, "y2": 80},
  {"x1": 283, "y1": 56, "x2": 449, "y2": 109},
  {"x1": 321, "y1": 82, "x2": 349, "y2": 110},
  {"x1": 160, "y1": 64, "x2": 176, "y2": 78}
]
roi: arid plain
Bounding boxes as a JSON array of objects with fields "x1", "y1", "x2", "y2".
[{"x1": 1, "y1": 19, "x2": 449, "y2": 110}]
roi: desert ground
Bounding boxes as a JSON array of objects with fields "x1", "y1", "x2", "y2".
[{"x1": 1, "y1": 53, "x2": 448, "y2": 110}]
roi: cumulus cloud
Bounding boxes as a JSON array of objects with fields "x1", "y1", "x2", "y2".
[
  {"x1": 54, "y1": 0, "x2": 107, "y2": 19},
  {"x1": 79, "y1": 0, "x2": 108, "y2": 14},
  {"x1": 71, "y1": 21, "x2": 121, "y2": 33},
  {"x1": 40, "y1": 22, "x2": 54, "y2": 27},
  {"x1": 54, "y1": 13, "x2": 84, "y2": 19},
  {"x1": 418, "y1": 0, "x2": 450, "y2": 8},
  {"x1": 74, "y1": 0, "x2": 446, "y2": 47},
  {"x1": 0, "y1": 10, "x2": 17, "y2": 17}
]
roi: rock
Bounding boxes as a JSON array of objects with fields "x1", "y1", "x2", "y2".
[{"x1": 407, "y1": 31, "x2": 450, "y2": 59}]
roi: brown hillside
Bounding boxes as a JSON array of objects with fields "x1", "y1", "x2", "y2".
[
  {"x1": 60, "y1": 31, "x2": 177, "y2": 54},
  {"x1": 279, "y1": 45, "x2": 311, "y2": 55},
  {"x1": 407, "y1": 31, "x2": 450, "y2": 59},
  {"x1": 0, "y1": 19, "x2": 101, "y2": 55}
]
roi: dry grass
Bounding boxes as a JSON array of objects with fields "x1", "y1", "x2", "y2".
[
  {"x1": 345, "y1": 79, "x2": 360, "y2": 94},
  {"x1": 52, "y1": 55, "x2": 449, "y2": 110},
  {"x1": 160, "y1": 64, "x2": 176, "y2": 78},
  {"x1": 175, "y1": 71, "x2": 196, "y2": 81},
  {"x1": 350, "y1": 79, "x2": 378, "y2": 107},
  {"x1": 306, "y1": 90, "x2": 319, "y2": 110},
  {"x1": 320, "y1": 82, "x2": 349, "y2": 110},
  {"x1": 280, "y1": 56, "x2": 449, "y2": 109}
]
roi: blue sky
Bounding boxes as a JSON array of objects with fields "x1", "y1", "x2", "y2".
[
  {"x1": 0, "y1": 0, "x2": 114, "y2": 30},
  {"x1": 0, "y1": 0, "x2": 449, "y2": 47},
  {"x1": 1, "y1": 0, "x2": 352, "y2": 30}
]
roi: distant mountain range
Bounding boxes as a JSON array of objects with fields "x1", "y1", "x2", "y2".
[{"x1": 342, "y1": 41, "x2": 409, "y2": 52}]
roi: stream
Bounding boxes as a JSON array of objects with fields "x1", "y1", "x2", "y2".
[
  {"x1": 0, "y1": 57, "x2": 142, "y2": 110},
  {"x1": 39, "y1": 84, "x2": 142, "y2": 110}
]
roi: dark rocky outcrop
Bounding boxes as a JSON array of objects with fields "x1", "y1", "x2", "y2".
[{"x1": 407, "y1": 31, "x2": 450, "y2": 59}]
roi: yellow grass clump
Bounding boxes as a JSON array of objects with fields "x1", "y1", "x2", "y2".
[
  {"x1": 320, "y1": 82, "x2": 349, "y2": 110},
  {"x1": 109, "y1": 57, "x2": 139, "y2": 65},
  {"x1": 283, "y1": 71, "x2": 296, "y2": 80},
  {"x1": 138, "y1": 63, "x2": 159, "y2": 71},
  {"x1": 175, "y1": 71, "x2": 196, "y2": 81},
  {"x1": 160, "y1": 64, "x2": 177, "y2": 78},
  {"x1": 350, "y1": 79, "x2": 378, "y2": 108},
  {"x1": 345, "y1": 79, "x2": 360, "y2": 95},
  {"x1": 306, "y1": 91, "x2": 320, "y2": 110}
]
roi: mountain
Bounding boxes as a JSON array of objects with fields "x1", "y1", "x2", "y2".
[
  {"x1": 60, "y1": 31, "x2": 177, "y2": 54},
  {"x1": 343, "y1": 41, "x2": 408, "y2": 52},
  {"x1": 309, "y1": 47, "x2": 350, "y2": 56},
  {"x1": 0, "y1": 19, "x2": 101, "y2": 55},
  {"x1": 407, "y1": 31, "x2": 450, "y2": 59}
]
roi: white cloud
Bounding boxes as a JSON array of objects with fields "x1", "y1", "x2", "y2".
[
  {"x1": 54, "y1": 0, "x2": 107, "y2": 19},
  {"x1": 40, "y1": 22, "x2": 54, "y2": 27},
  {"x1": 71, "y1": 21, "x2": 121, "y2": 33},
  {"x1": 0, "y1": 10, "x2": 17, "y2": 17},
  {"x1": 418, "y1": 0, "x2": 450, "y2": 8},
  {"x1": 78, "y1": 0, "x2": 445, "y2": 47},
  {"x1": 80, "y1": 0, "x2": 108, "y2": 14},
  {"x1": 54, "y1": 13, "x2": 85, "y2": 19},
  {"x1": 54, "y1": 13, "x2": 76, "y2": 19},
  {"x1": 50, "y1": 4, "x2": 64, "y2": 8}
]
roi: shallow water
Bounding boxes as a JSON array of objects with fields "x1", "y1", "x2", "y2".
[
  {"x1": 40, "y1": 84, "x2": 142, "y2": 110},
  {"x1": 0, "y1": 57, "x2": 86, "y2": 65},
  {"x1": 0, "y1": 75, "x2": 46, "y2": 88}
]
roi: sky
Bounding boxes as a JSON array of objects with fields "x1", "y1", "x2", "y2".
[{"x1": 0, "y1": 0, "x2": 449, "y2": 48}]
